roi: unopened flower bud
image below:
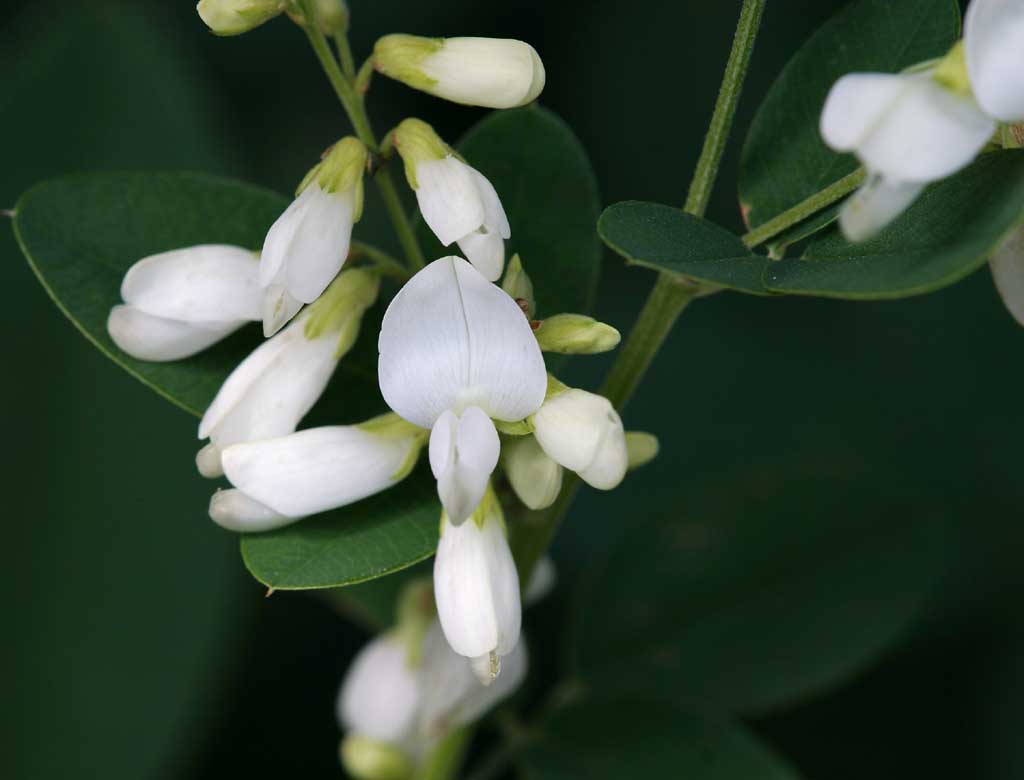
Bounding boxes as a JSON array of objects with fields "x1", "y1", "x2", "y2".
[
  {"x1": 501, "y1": 254, "x2": 535, "y2": 318},
  {"x1": 287, "y1": 0, "x2": 348, "y2": 35},
  {"x1": 374, "y1": 35, "x2": 545, "y2": 109},
  {"x1": 625, "y1": 431, "x2": 660, "y2": 470},
  {"x1": 534, "y1": 314, "x2": 620, "y2": 354},
  {"x1": 503, "y1": 435, "x2": 562, "y2": 510},
  {"x1": 196, "y1": 0, "x2": 283, "y2": 36},
  {"x1": 339, "y1": 736, "x2": 412, "y2": 780}
]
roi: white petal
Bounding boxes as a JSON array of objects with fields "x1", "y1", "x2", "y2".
[
  {"x1": 965, "y1": 0, "x2": 1024, "y2": 122},
  {"x1": 469, "y1": 167, "x2": 511, "y2": 239},
  {"x1": 338, "y1": 634, "x2": 421, "y2": 743},
  {"x1": 532, "y1": 389, "x2": 613, "y2": 473},
  {"x1": 838, "y1": 176, "x2": 925, "y2": 242},
  {"x1": 524, "y1": 556, "x2": 557, "y2": 606},
  {"x1": 378, "y1": 257, "x2": 547, "y2": 428},
  {"x1": 208, "y1": 488, "x2": 290, "y2": 532},
  {"x1": 578, "y1": 408, "x2": 628, "y2": 490},
  {"x1": 457, "y1": 228, "x2": 505, "y2": 282},
  {"x1": 989, "y1": 226, "x2": 1024, "y2": 326},
  {"x1": 261, "y1": 283, "x2": 304, "y2": 337},
  {"x1": 415, "y1": 157, "x2": 485, "y2": 246},
  {"x1": 820, "y1": 73, "x2": 907, "y2": 152},
  {"x1": 421, "y1": 38, "x2": 544, "y2": 109},
  {"x1": 107, "y1": 304, "x2": 241, "y2": 362},
  {"x1": 504, "y1": 435, "x2": 563, "y2": 510},
  {"x1": 431, "y1": 407, "x2": 500, "y2": 523},
  {"x1": 857, "y1": 76, "x2": 994, "y2": 183},
  {"x1": 260, "y1": 184, "x2": 355, "y2": 303},
  {"x1": 199, "y1": 314, "x2": 339, "y2": 446},
  {"x1": 221, "y1": 426, "x2": 415, "y2": 517},
  {"x1": 433, "y1": 510, "x2": 521, "y2": 659},
  {"x1": 121, "y1": 244, "x2": 262, "y2": 323},
  {"x1": 195, "y1": 442, "x2": 224, "y2": 478}
]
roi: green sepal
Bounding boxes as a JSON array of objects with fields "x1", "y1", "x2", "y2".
[{"x1": 495, "y1": 418, "x2": 534, "y2": 436}]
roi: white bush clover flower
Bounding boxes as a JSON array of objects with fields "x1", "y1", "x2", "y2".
[
  {"x1": 373, "y1": 35, "x2": 545, "y2": 110},
  {"x1": 378, "y1": 256, "x2": 546, "y2": 521},
  {"x1": 196, "y1": 0, "x2": 284, "y2": 36},
  {"x1": 433, "y1": 488, "x2": 521, "y2": 683},
  {"x1": 196, "y1": 268, "x2": 379, "y2": 479},
  {"x1": 211, "y1": 413, "x2": 427, "y2": 532},
  {"x1": 107, "y1": 244, "x2": 262, "y2": 362},
  {"x1": 390, "y1": 120, "x2": 511, "y2": 281},
  {"x1": 822, "y1": 0, "x2": 1024, "y2": 242},
  {"x1": 260, "y1": 137, "x2": 367, "y2": 335},
  {"x1": 530, "y1": 378, "x2": 629, "y2": 491}
]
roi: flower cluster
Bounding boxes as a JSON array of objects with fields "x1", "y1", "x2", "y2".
[{"x1": 109, "y1": 7, "x2": 656, "y2": 771}]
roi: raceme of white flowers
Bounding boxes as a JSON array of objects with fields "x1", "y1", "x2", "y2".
[{"x1": 821, "y1": 0, "x2": 1024, "y2": 242}]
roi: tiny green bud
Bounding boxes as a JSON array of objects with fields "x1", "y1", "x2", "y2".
[
  {"x1": 501, "y1": 254, "x2": 535, "y2": 318},
  {"x1": 389, "y1": 118, "x2": 451, "y2": 189},
  {"x1": 534, "y1": 314, "x2": 621, "y2": 354},
  {"x1": 286, "y1": 0, "x2": 348, "y2": 35},
  {"x1": 196, "y1": 0, "x2": 284, "y2": 36},
  {"x1": 625, "y1": 431, "x2": 659, "y2": 470},
  {"x1": 298, "y1": 137, "x2": 368, "y2": 216},
  {"x1": 933, "y1": 41, "x2": 971, "y2": 95},
  {"x1": 340, "y1": 736, "x2": 412, "y2": 780}
]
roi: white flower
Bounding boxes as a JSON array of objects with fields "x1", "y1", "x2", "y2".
[
  {"x1": 107, "y1": 244, "x2": 261, "y2": 362},
  {"x1": 964, "y1": 0, "x2": 1024, "y2": 123},
  {"x1": 374, "y1": 35, "x2": 545, "y2": 109},
  {"x1": 531, "y1": 385, "x2": 628, "y2": 490},
  {"x1": 378, "y1": 256, "x2": 546, "y2": 521},
  {"x1": 433, "y1": 491, "x2": 521, "y2": 681},
  {"x1": 417, "y1": 622, "x2": 527, "y2": 739},
  {"x1": 524, "y1": 556, "x2": 557, "y2": 606},
  {"x1": 990, "y1": 227, "x2": 1024, "y2": 327},
  {"x1": 337, "y1": 632, "x2": 422, "y2": 745},
  {"x1": 392, "y1": 120, "x2": 510, "y2": 281},
  {"x1": 503, "y1": 435, "x2": 563, "y2": 511},
  {"x1": 821, "y1": 70, "x2": 995, "y2": 241},
  {"x1": 260, "y1": 137, "x2": 367, "y2": 335},
  {"x1": 211, "y1": 415, "x2": 426, "y2": 532},
  {"x1": 197, "y1": 268, "x2": 378, "y2": 479},
  {"x1": 196, "y1": 0, "x2": 284, "y2": 36}
]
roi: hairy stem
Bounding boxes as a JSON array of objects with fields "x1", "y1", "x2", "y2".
[{"x1": 299, "y1": 1, "x2": 426, "y2": 270}]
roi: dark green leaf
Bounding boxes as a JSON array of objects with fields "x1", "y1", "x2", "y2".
[
  {"x1": 765, "y1": 152, "x2": 1024, "y2": 299},
  {"x1": 521, "y1": 699, "x2": 799, "y2": 780},
  {"x1": 598, "y1": 201, "x2": 769, "y2": 293},
  {"x1": 573, "y1": 461, "x2": 949, "y2": 715},
  {"x1": 418, "y1": 105, "x2": 602, "y2": 318},
  {"x1": 739, "y1": 0, "x2": 961, "y2": 230}
]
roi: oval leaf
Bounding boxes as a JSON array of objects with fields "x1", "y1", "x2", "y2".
[
  {"x1": 765, "y1": 151, "x2": 1024, "y2": 299},
  {"x1": 739, "y1": 0, "x2": 961, "y2": 230},
  {"x1": 599, "y1": 200, "x2": 768, "y2": 293},
  {"x1": 521, "y1": 699, "x2": 800, "y2": 780},
  {"x1": 573, "y1": 461, "x2": 949, "y2": 715}
]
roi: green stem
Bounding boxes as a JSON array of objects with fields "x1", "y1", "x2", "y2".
[
  {"x1": 414, "y1": 726, "x2": 472, "y2": 780},
  {"x1": 350, "y1": 240, "x2": 409, "y2": 281},
  {"x1": 299, "y1": 1, "x2": 426, "y2": 270},
  {"x1": 334, "y1": 30, "x2": 356, "y2": 80},
  {"x1": 740, "y1": 167, "x2": 865, "y2": 249},
  {"x1": 684, "y1": 0, "x2": 766, "y2": 217},
  {"x1": 517, "y1": 0, "x2": 765, "y2": 583}
]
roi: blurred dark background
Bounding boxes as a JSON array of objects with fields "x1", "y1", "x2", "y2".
[{"x1": 3, "y1": 1, "x2": 1023, "y2": 778}]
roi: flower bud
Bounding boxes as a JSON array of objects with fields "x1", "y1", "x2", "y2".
[
  {"x1": 196, "y1": 0, "x2": 283, "y2": 36},
  {"x1": 503, "y1": 435, "x2": 562, "y2": 510},
  {"x1": 287, "y1": 0, "x2": 348, "y2": 36},
  {"x1": 339, "y1": 633, "x2": 423, "y2": 744},
  {"x1": 501, "y1": 254, "x2": 535, "y2": 318},
  {"x1": 964, "y1": 0, "x2": 1024, "y2": 122},
  {"x1": 534, "y1": 314, "x2": 621, "y2": 354},
  {"x1": 340, "y1": 736, "x2": 413, "y2": 780},
  {"x1": 374, "y1": 35, "x2": 545, "y2": 109},
  {"x1": 625, "y1": 431, "x2": 660, "y2": 470}
]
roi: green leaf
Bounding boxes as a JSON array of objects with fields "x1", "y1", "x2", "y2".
[
  {"x1": 418, "y1": 105, "x2": 602, "y2": 318},
  {"x1": 241, "y1": 471, "x2": 439, "y2": 590},
  {"x1": 521, "y1": 699, "x2": 799, "y2": 780},
  {"x1": 764, "y1": 152, "x2": 1024, "y2": 299},
  {"x1": 739, "y1": 0, "x2": 961, "y2": 230},
  {"x1": 598, "y1": 201, "x2": 769, "y2": 294},
  {"x1": 573, "y1": 461, "x2": 949, "y2": 715}
]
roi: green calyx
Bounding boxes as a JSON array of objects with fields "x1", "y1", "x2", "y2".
[
  {"x1": 389, "y1": 118, "x2": 452, "y2": 189},
  {"x1": 340, "y1": 735, "x2": 412, "y2": 780},
  {"x1": 535, "y1": 313, "x2": 621, "y2": 354},
  {"x1": 356, "y1": 412, "x2": 429, "y2": 481},
  {"x1": 495, "y1": 418, "x2": 534, "y2": 436},
  {"x1": 501, "y1": 253, "x2": 536, "y2": 318},
  {"x1": 932, "y1": 41, "x2": 971, "y2": 95},
  {"x1": 297, "y1": 137, "x2": 368, "y2": 219},
  {"x1": 373, "y1": 34, "x2": 442, "y2": 91},
  {"x1": 392, "y1": 578, "x2": 435, "y2": 667},
  {"x1": 303, "y1": 267, "x2": 380, "y2": 353}
]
